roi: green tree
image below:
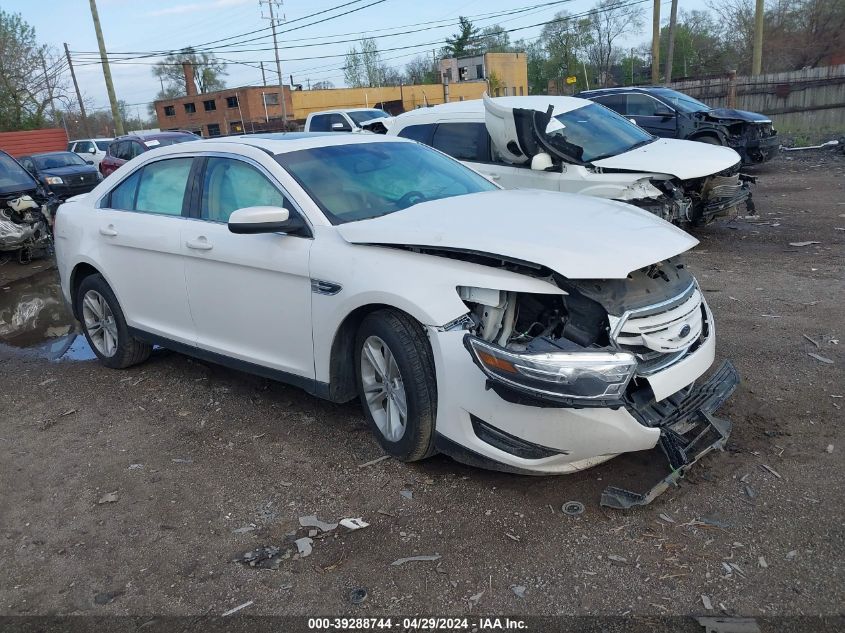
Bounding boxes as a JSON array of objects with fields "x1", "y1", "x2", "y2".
[
  {"x1": 444, "y1": 16, "x2": 481, "y2": 57},
  {"x1": 152, "y1": 47, "x2": 227, "y2": 96},
  {"x1": 0, "y1": 10, "x2": 66, "y2": 131},
  {"x1": 344, "y1": 38, "x2": 401, "y2": 87},
  {"x1": 478, "y1": 25, "x2": 512, "y2": 53},
  {"x1": 404, "y1": 55, "x2": 439, "y2": 85}
]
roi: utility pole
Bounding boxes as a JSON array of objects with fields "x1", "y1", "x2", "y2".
[
  {"x1": 88, "y1": 0, "x2": 124, "y2": 135},
  {"x1": 40, "y1": 54, "x2": 59, "y2": 126},
  {"x1": 261, "y1": 0, "x2": 288, "y2": 127},
  {"x1": 664, "y1": 0, "x2": 679, "y2": 84},
  {"x1": 752, "y1": 0, "x2": 764, "y2": 75},
  {"x1": 651, "y1": 0, "x2": 660, "y2": 84},
  {"x1": 260, "y1": 61, "x2": 267, "y2": 87},
  {"x1": 64, "y1": 43, "x2": 92, "y2": 138}
]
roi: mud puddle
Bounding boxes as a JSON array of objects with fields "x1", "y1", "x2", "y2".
[{"x1": 0, "y1": 269, "x2": 96, "y2": 360}]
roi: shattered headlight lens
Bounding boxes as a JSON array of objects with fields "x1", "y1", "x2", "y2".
[
  {"x1": 465, "y1": 335, "x2": 636, "y2": 402},
  {"x1": 45, "y1": 176, "x2": 64, "y2": 185}
]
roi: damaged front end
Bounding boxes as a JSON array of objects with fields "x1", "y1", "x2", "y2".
[
  {"x1": 0, "y1": 193, "x2": 55, "y2": 263},
  {"x1": 456, "y1": 257, "x2": 739, "y2": 506}
]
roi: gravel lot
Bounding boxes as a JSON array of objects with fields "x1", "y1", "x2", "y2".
[{"x1": 1, "y1": 152, "x2": 843, "y2": 622}]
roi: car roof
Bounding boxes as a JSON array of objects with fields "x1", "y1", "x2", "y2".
[
  {"x1": 29, "y1": 151, "x2": 76, "y2": 157},
  {"x1": 165, "y1": 132, "x2": 414, "y2": 155},
  {"x1": 72, "y1": 137, "x2": 113, "y2": 142},
  {"x1": 115, "y1": 131, "x2": 197, "y2": 141},
  {"x1": 392, "y1": 96, "x2": 592, "y2": 123},
  {"x1": 578, "y1": 86, "x2": 668, "y2": 95},
  {"x1": 309, "y1": 107, "x2": 385, "y2": 115}
]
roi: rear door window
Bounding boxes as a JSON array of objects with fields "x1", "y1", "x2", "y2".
[
  {"x1": 397, "y1": 124, "x2": 435, "y2": 145},
  {"x1": 593, "y1": 94, "x2": 626, "y2": 114},
  {"x1": 105, "y1": 158, "x2": 192, "y2": 215},
  {"x1": 431, "y1": 123, "x2": 489, "y2": 162},
  {"x1": 626, "y1": 94, "x2": 660, "y2": 116}
]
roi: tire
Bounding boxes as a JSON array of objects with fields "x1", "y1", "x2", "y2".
[
  {"x1": 695, "y1": 135, "x2": 722, "y2": 145},
  {"x1": 76, "y1": 274, "x2": 151, "y2": 369},
  {"x1": 354, "y1": 309, "x2": 437, "y2": 462}
]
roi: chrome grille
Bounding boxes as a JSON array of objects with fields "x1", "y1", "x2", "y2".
[{"x1": 609, "y1": 284, "x2": 706, "y2": 376}]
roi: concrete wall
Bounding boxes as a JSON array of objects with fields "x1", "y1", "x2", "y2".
[
  {"x1": 667, "y1": 65, "x2": 845, "y2": 136},
  {"x1": 0, "y1": 129, "x2": 68, "y2": 157}
]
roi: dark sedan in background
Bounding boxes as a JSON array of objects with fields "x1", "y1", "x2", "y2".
[
  {"x1": 17, "y1": 151, "x2": 102, "y2": 199},
  {"x1": 576, "y1": 87, "x2": 780, "y2": 164}
]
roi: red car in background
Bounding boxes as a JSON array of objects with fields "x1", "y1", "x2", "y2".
[{"x1": 99, "y1": 131, "x2": 198, "y2": 177}]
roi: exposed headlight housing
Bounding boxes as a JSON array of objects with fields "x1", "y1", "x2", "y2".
[
  {"x1": 45, "y1": 176, "x2": 64, "y2": 185},
  {"x1": 465, "y1": 335, "x2": 636, "y2": 405}
]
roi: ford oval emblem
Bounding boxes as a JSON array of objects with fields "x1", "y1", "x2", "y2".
[{"x1": 679, "y1": 324, "x2": 691, "y2": 337}]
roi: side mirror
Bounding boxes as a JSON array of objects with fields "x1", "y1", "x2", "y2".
[
  {"x1": 89, "y1": 147, "x2": 97, "y2": 154},
  {"x1": 629, "y1": 118, "x2": 638, "y2": 125},
  {"x1": 86, "y1": 160, "x2": 94, "y2": 165},
  {"x1": 228, "y1": 206, "x2": 306, "y2": 235},
  {"x1": 331, "y1": 122, "x2": 350, "y2": 131}
]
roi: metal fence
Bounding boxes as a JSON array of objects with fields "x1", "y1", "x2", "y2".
[{"x1": 666, "y1": 65, "x2": 845, "y2": 136}]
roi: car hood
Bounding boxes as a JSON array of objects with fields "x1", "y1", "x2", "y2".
[
  {"x1": 699, "y1": 108, "x2": 771, "y2": 123},
  {"x1": 41, "y1": 165, "x2": 98, "y2": 177},
  {"x1": 592, "y1": 138, "x2": 741, "y2": 180},
  {"x1": 335, "y1": 190, "x2": 698, "y2": 279}
]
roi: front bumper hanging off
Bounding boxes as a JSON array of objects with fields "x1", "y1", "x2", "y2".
[{"x1": 601, "y1": 360, "x2": 740, "y2": 509}]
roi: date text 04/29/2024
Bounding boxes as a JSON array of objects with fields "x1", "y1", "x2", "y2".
[{"x1": 307, "y1": 618, "x2": 528, "y2": 630}]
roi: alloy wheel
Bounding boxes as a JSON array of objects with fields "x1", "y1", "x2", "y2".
[
  {"x1": 81, "y1": 289, "x2": 119, "y2": 357},
  {"x1": 360, "y1": 335, "x2": 407, "y2": 442}
]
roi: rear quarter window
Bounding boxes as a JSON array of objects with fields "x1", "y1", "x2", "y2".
[{"x1": 396, "y1": 123, "x2": 435, "y2": 145}]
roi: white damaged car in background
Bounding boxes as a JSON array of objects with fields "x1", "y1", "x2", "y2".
[
  {"x1": 54, "y1": 133, "x2": 739, "y2": 508},
  {"x1": 385, "y1": 95, "x2": 754, "y2": 226}
]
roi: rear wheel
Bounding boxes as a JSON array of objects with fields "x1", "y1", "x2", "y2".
[
  {"x1": 355, "y1": 309, "x2": 437, "y2": 462},
  {"x1": 77, "y1": 274, "x2": 151, "y2": 369}
]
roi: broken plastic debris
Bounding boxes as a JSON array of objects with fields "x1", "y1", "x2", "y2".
[
  {"x1": 171, "y1": 458, "x2": 193, "y2": 464},
  {"x1": 701, "y1": 594, "x2": 713, "y2": 610},
  {"x1": 339, "y1": 517, "x2": 369, "y2": 530},
  {"x1": 127, "y1": 463, "x2": 144, "y2": 470},
  {"x1": 298, "y1": 515, "x2": 338, "y2": 532},
  {"x1": 785, "y1": 550, "x2": 798, "y2": 560},
  {"x1": 788, "y1": 241, "x2": 820, "y2": 247},
  {"x1": 659, "y1": 513, "x2": 675, "y2": 524},
  {"x1": 826, "y1": 444, "x2": 834, "y2": 453},
  {"x1": 758, "y1": 556, "x2": 768, "y2": 568},
  {"x1": 802, "y1": 334, "x2": 821, "y2": 348},
  {"x1": 760, "y1": 464, "x2": 782, "y2": 479},
  {"x1": 221, "y1": 600, "x2": 254, "y2": 617},
  {"x1": 233, "y1": 524, "x2": 257, "y2": 534},
  {"x1": 696, "y1": 616, "x2": 761, "y2": 633},
  {"x1": 233, "y1": 545, "x2": 290, "y2": 569},
  {"x1": 97, "y1": 491, "x2": 118, "y2": 504},
  {"x1": 807, "y1": 352, "x2": 834, "y2": 364},
  {"x1": 468, "y1": 590, "x2": 485, "y2": 606},
  {"x1": 390, "y1": 554, "x2": 441, "y2": 566},
  {"x1": 357, "y1": 455, "x2": 390, "y2": 468},
  {"x1": 295, "y1": 537, "x2": 313, "y2": 558},
  {"x1": 510, "y1": 585, "x2": 527, "y2": 599},
  {"x1": 607, "y1": 554, "x2": 628, "y2": 564},
  {"x1": 400, "y1": 489, "x2": 413, "y2": 499}
]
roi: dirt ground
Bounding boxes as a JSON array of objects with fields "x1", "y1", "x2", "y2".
[{"x1": 1, "y1": 152, "x2": 843, "y2": 622}]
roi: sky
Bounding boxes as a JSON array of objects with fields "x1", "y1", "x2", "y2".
[{"x1": 5, "y1": 0, "x2": 709, "y2": 117}]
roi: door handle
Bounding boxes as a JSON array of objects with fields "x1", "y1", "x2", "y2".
[
  {"x1": 186, "y1": 237, "x2": 213, "y2": 251},
  {"x1": 99, "y1": 225, "x2": 117, "y2": 237},
  {"x1": 487, "y1": 174, "x2": 501, "y2": 181}
]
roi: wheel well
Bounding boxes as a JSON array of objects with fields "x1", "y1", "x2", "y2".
[
  {"x1": 691, "y1": 131, "x2": 722, "y2": 144},
  {"x1": 325, "y1": 304, "x2": 423, "y2": 403},
  {"x1": 69, "y1": 263, "x2": 101, "y2": 319}
]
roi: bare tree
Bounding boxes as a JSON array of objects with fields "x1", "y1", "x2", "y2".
[
  {"x1": 404, "y1": 55, "x2": 438, "y2": 84},
  {"x1": 582, "y1": 0, "x2": 644, "y2": 86},
  {"x1": 152, "y1": 47, "x2": 227, "y2": 96},
  {"x1": 344, "y1": 38, "x2": 401, "y2": 87}
]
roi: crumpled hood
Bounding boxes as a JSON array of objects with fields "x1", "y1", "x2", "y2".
[
  {"x1": 592, "y1": 138, "x2": 741, "y2": 180},
  {"x1": 701, "y1": 108, "x2": 771, "y2": 123},
  {"x1": 336, "y1": 190, "x2": 698, "y2": 279}
]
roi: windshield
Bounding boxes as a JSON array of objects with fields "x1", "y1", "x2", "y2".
[
  {"x1": 548, "y1": 103, "x2": 654, "y2": 162},
  {"x1": 0, "y1": 152, "x2": 37, "y2": 194},
  {"x1": 95, "y1": 140, "x2": 111, "y2": 151},
  {"x1": 650, "y1": 89, "x2": 711, "y2": 113},
  {"x1": 276, "y1": 141, "x2": 498, "y2": 225},
  {"x1": 33, "y1": 152, "x2": 87, "y2": 169},
  {"x1": 348, "y1": 109, "x2": 388, "y2": 125}
]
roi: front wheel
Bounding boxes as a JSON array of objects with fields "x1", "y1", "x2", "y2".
[
  {"x1": 76, "y1": 274, "x2": 151, "y2": 369},
  {"x1": 355, "y1": 309, "x2": 437, "y2": 462},
  {"x1": 695, "y1": 135, "x2": 722, "y2": 145}
]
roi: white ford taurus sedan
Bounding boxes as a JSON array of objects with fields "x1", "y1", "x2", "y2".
[{"x1": 54, "y1": 133, "x2": 738, "y2": 507}]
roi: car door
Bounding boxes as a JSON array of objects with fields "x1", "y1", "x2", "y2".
[
  {"x1": 94, "y1": 156, "x2": 196, "y2": 343},
  {"x1": 181, "y1": 155, "x2": 315, "y2": 380},
  {"x1": 626, "y1": 94, "x2": 677, "y2": 138}
]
